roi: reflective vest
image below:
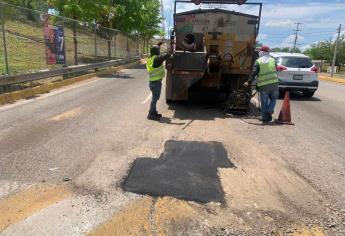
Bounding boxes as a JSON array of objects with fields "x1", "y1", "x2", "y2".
[
  {"x1": 257, "y1": 57, "x2": 278, "y2": 87},
  {"x1": 146, "y1": 55, "x2": 165, "y2": 81}
]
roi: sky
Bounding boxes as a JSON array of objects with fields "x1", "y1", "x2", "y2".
[{"x1": 162, "y1": 0, "x2": 345, "y2": 51}]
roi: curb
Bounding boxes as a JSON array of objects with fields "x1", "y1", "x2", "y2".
[
  {"x1": 0, "y1": 61, "x2": 140, "y2": 106},
  {"x1": 318, "y1": 75, "x2": 345, "y2": 85}
]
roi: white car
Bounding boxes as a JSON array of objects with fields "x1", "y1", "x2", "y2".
[{"x1": 270, "y1": 52, "x2": 319, "y2": 97}]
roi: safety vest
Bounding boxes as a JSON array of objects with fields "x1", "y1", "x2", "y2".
[
  {"x1": 257, "y1": 57, "x2": 278, "y2": 87},
  {"x1": 146, "y1": 55, "x2": 165, "y2": 82}
]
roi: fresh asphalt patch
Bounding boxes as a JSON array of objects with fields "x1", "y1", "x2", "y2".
[{"x1": 122, "y1": 140, "x2": 235, "y2": 203}]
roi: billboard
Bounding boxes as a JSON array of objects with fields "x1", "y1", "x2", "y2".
[{"x1": 44, "y1": 24, "x2": 66, "y2": 65}]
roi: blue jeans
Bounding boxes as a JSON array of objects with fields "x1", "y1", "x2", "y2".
[
  {"x1": 260, "y1": 89, "x2": 279, "y2": 121},
  {"x1": 149, "y1": 80, "x2": 162, "y2": 114}
]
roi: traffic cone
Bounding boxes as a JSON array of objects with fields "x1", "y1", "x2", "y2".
[{"x1": 275, "y1": 91, "x2": 294, "y2": 125}]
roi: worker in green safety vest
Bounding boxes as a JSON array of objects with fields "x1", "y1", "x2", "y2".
[
  {"x1": 247, "y1": 45, "x2": 279, "y2": 123},
  {"x1": 146, "y1": 45, "x2": 170, "y2": 121}
]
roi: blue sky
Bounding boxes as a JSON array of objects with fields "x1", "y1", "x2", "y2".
[{"x1": 162, "y1": 0, "x2": 345, "y2": 51}]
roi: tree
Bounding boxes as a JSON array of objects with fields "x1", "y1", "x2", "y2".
[
  {"x1": 304, "y1": 37, "x2": 345, "y2": 71},
  {"x1": 5, "y1": 0, "x2": 48, "y2": 10},
  {"x1": 5, "y1": 0, "x2": 49, "y2": 20}
]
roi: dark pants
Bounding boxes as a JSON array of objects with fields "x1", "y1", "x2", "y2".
[
  {"x1": 149, "y1": 80, "x2": 162, "y2": 114},
  {"x1": 260, "y1": 88, "x2": 279, "y2": 121}
]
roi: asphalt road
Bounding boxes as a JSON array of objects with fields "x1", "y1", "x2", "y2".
[{"x1": 0, "y1": 65, "x2": 345, "y2": 235}]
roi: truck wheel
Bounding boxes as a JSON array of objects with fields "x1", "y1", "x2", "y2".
[{"x1": 303, "y1": 91, "x2": 315, "y2": 98}]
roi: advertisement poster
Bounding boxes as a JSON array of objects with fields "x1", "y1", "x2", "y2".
[{"x1": 44, "y1": 24, "x2": 65, "y2": 65}]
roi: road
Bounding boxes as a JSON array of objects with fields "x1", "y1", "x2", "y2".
[{"x1": 0, "y1": 64, "x2": 345, "y2": 236}]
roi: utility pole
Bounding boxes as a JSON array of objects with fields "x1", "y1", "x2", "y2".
[
  {"x1": 293, "y1": 23, "x2": 302, "y2": 53},
  {"x1": 331, "y1": 24, "x2": 342, "y2": 78}
]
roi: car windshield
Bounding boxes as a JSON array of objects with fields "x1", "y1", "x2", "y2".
[{"x1": 278, "y1": 57, "x2": 313, "y2": 68}]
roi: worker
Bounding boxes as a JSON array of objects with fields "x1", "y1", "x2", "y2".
[
  {"x1": 146, "y1": 45, "x2": 170, "y2": 121},
  {"x1": 246, "y1": 45, "x2": 279, "y2": 123}
]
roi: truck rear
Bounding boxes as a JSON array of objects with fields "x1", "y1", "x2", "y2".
[{"x1": 166, "y1": 0, "x2": 262, "y2": 113}]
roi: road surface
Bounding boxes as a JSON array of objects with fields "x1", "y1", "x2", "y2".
[{"x1": 0, "y1": 64, "x2": 344, "y2": 235}]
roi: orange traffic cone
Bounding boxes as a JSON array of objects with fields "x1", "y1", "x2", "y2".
[{"x1": 275, "y1": 91, "x2": 294, "y2": 125}]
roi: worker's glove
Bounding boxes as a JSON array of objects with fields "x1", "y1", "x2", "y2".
[{"x1": 243, "y1": 81, "x2": 250, "y2": 87}]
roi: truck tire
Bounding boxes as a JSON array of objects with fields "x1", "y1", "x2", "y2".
[{"x1": 303, "y1": 91, "x2": 315, "y2": 98}]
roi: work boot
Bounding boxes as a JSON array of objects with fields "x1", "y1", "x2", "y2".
[
  {"x1": 147, "y1": 112, "x2": 161, "y2": 121},
  {"x1": 154, "y1": 111, "x2": 162, "y2": 118},
  {"x1": 267, "y1": 113, "x2": 273, "y2": 122}
]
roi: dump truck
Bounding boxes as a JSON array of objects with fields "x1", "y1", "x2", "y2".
[{"x1": 166, "y1": 0, "x2": 262, "y2": 113}]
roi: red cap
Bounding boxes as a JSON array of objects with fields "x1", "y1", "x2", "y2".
[{"x1": 260, "y1": 45, "x2": 270, "y2": 52}]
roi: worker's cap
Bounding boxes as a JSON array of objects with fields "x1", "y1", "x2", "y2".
[
  {"x1": 150, "y1": 45, "x2": 160, "y2": 55},
  {"x1": 259, "y1": 45, "x2": 271, "y2": 52}
]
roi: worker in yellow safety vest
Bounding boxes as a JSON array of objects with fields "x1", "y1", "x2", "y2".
[
  {"x1": 247, "y1": 45, "x2": 279, "y2": 123},
  {"x1": 146, "y1": 45, "x2": 170, "y2": 121}
]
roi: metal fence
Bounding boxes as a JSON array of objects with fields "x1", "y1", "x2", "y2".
[{"x1": 0, "y1": 2, "x2": 157, "y2": 77}]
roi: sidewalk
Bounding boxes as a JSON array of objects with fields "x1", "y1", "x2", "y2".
[{"x1": 319, "y1": 73, "x2": 345, "y2": 84}]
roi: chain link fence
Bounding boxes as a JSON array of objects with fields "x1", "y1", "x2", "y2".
[{"x1": 0, "y1": 2, "x2": 159, "y2": 76}]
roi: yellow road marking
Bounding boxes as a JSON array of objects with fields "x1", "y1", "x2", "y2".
[
  {"x1": 49, "y1": 107, "x2": 82, "y2": 121},
  {"x1": 88, "y1": 197, "x2": 152, "y2": 236},
  {"x1": 319, "y1": 75, "x2": 345, "y2": 84},
  {"x1": 278, "y1": 225, "x2": 325, "y2": 236},
  {"x1": 88, "y1": 197, "x2": 197, "y2": 236},
  {"x1": 0, "y1": 184, "x2": 72, "y2": 232}
]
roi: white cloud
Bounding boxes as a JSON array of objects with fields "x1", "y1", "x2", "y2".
[
  {"x1": 261, "y1": 2, "x2": 345, "y2": 29},
  {"x1": 258, "y1": 33, "x2": 267, "y2": 41},
  {"x1": 271, "y1": 34, "x2": 306, "y2": 48},
  {"x1": 265, "y1": 19, "x2": 294, "y2": 28}
]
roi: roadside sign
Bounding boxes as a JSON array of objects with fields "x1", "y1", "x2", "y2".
[{"x1": 44, "y1": 24, "x2": 66, "y2": 65}]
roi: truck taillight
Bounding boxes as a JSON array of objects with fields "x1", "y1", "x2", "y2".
[
  {"x1": 277, "y1": 65, "x2": 287, "y2": 71},
  {"x1": 311, "y1": 66, "x2": 319, "y2": 73}
]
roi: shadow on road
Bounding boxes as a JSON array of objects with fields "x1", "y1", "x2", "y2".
[
  {"x1": 281, "y1": 91, "x2": 322, "y2": 102},
  {"x1": 99, "y1": 71, "x2": 135, "y2": 80},
  {"x1": 159, "y1": 117, "x2": 186, "y2": 125},
  {"x1": 122, "y1": 140, "x2": 235, "y2": 203},
  {"x1": 168, "y1": 101, "x2": 225, "y2": 121}
]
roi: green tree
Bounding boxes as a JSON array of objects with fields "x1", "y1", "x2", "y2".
[
  {"x1": 304, "y1": 37, "x2": 345, "y2": 71},
  {"x1": 5, "y1": 0, "x2": 49, "y2": 19}
]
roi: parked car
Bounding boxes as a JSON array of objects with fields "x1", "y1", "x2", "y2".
[{"x1": 270, "y1": 52, "x2": 319, "y2": 97}]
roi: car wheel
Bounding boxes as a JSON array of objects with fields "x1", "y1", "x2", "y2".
[{"x1": 303, "y1": 91, "x2": 315, "y2": 98}]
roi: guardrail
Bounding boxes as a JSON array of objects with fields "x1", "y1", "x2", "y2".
[{"x1": 0, "y1": 56, "x2": 140, "y2": 86}]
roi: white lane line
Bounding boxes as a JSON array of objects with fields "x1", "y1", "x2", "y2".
[{"x1": 141, "y1": 93, "x2": 152, "y2": 104}]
